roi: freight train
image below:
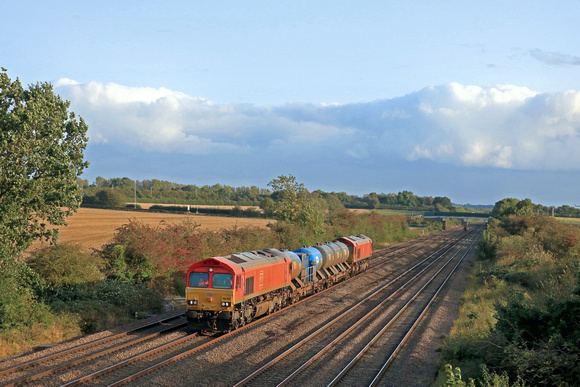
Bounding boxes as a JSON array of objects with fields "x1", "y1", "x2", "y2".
[{"x1": 185, "y1": 234, "x2": 373, "y2": 331}]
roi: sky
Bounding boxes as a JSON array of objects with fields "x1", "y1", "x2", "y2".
[{"x1": 2, "y1": 1, "x2": 580, "y2": 206}]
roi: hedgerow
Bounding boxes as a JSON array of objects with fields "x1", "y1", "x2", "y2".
[{"x1": 439, "y1": 215, "x2": 580, "y2": 386}]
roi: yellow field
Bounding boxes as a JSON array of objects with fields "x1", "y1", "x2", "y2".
[
  {"x1": 556, "y1": 216, "x2": 580, "y2": 225},
  {"x1": 28, "y1": 207, "x2": 271, "y2": 254}
]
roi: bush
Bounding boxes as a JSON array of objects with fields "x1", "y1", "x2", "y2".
[
  {"x1": 45, "y1": 280, "x2": 163, "y2": 333},
  {"x1": 27, "y1": 244, "x2": 105, "y2": 287},
  {"x1": 439, "y1": 214, "x2": 580, "y2": 386},
  {"x1": 0, "y1": 260, "x2": 52, "y2": 330}
]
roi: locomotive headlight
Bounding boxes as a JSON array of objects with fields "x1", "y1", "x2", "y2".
[
  {"x1": 221, "y1": 302, "x2": 231, "y2": 307},
  {"x1": 188, "y1": 300, "x2": 198, "y2": 305}
]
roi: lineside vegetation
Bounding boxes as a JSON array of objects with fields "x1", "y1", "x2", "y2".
[{"x1": 437, "y1": 198, "x2": 580, "y2": 386}]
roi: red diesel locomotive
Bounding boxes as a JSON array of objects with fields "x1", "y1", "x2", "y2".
[{"x1": 186, "y1": 234, "x2": 373, "y2": 331}]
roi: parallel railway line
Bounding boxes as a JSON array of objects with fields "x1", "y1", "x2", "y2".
[
  {"x1": 0, "y1": 226, "x2": 481, "y2": 386},
  {"x1": 233, "y1": 228, "x2": 480, "y2": 386}
]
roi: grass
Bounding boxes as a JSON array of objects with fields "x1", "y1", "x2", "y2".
[
  {"x1": 0, "y1": 315, "x2": 82, "y2": 360},
  {"x1": 371, "y1": 208, "x2": 423, "y2": 216}
]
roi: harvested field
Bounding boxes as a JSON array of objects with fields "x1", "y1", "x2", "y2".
[{"x1": 27, "y1": 207, "x2": 272, "y2": 254}]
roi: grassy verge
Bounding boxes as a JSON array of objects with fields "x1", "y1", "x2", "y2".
[
  {"x1": 434, "y1": 215, "x2": 580, "y2": 386},
  {"x1": 0, "y1": 315, "x2": 82, "y2": 360}
]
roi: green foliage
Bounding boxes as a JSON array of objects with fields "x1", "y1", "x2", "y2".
[
  {"x1": 268, "y1": 174, "x2": 325, "y2": 236},
  {"x1": 491, "y1": 198, "x2": 520, "y2": 218},
  {"x1": 96, "y1": 189, "x2": 126, "y2": 207},
  {"x1": 442, "y1": 364, "x2": 525, "y2": 387},
  {"x1": 441, "y1": 214, "x2": 580, "y2": 386},
  {"x1": 83, "y1": 188, "x2": 126, "y2": 207},
  {"x1": 397, "y1": 190, "x2": 419, "y2": 207},
  {"x1": 99, "y1": 221, "x2": 158, "y2": 284},
  {"x1": 0, "y1": 68, "x2": 89, "y2": 257},
  {"x1": 27, "y1": 244, "x2": 105, "y2": 287},
  {"x1": 0, "y1": 259, "x2": 51, "y2": 330},
  {"x1": 444, "y1": 364, "x2": 475, "y2": 387},
  {"x1": 44, "y1": 280, "x2": 163, "y2": 333},
  {"x1": 491, "y1": 198, "x2": 534, "y2": 219}
]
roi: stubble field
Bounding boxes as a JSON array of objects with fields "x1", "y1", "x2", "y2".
[{"x1": 28, "y1": 206, "x2": 271, "y2": 254}]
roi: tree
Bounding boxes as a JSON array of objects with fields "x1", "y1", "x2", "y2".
[
  {"x1": 491, "y1": 198, "x2": 535, "y2": 218},
  {"x1": 0, "y1": 68, "x2": 89, "y2": 258},
  {"x1": 515, "y1": 198, "x2": 534, "y2": 216},
  {"x1": 363, "y1": 192, "x2": 380, "y2": 209},
  {"x1": 433, "y1": 196, "x2": 453, "y2": 209},
  {"x1": 95, "y1": 189, "x2": 126, "y2": 207},
  {"x1": 267, "y1": 174, "x2": 325, "y2": 235},
  {"x1": 491, "y1": 198, "x2": 520, "y2": 218},
  {"x1": 397, "y1": 190, "x2": 419, "y2": 207}
]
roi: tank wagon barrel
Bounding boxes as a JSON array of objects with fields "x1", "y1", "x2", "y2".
[{"x1": 185, "y1": 234, "x2": 373, "y2": 332}]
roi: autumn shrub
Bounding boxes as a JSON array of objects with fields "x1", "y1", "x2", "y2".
[
  {"x1": 99, "y1": 220, "x2": 282, "y2": 295},
  {"x1": 99, "y1": 220, "x2": 204, "y2": 287}
]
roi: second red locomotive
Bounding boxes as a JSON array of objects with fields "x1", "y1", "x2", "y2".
[{"x1": 186, "y1": 234, "x2": 373, "y2": 331}]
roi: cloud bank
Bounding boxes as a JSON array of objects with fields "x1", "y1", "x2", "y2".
[{"x1": 55, "y1": 79, "x2": 580, "y2": 172}]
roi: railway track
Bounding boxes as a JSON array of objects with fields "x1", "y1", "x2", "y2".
[
  {"x1": 111, "y1": 226, "x2": 481, "y2": 386},
  {"x1": 0, "y1": 226, "x2": 480, "y2": 386},
  {"x1": 232, "y1": 227, "x2": 480, "y2": 386},
  {"x1": 0, "y1": 313, "x2": 197, "y2": 386}
]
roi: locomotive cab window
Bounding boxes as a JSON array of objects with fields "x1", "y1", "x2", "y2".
[
  {"x1": 213, "y1": 273, "x2": 233, "y2": 289},
  {"x1": 189, "y1": 272, "x2": 209, "y2": 288}
]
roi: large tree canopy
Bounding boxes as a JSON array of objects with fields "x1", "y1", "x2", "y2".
[
  {"x1": 491, "y1": 197, "x2": 534, "y2": 218},
  {"x1": 267, "y1": 174, "x2": 325, "y2": 235},
  {"x1": 0, "y1": 68, "x2": 89, "y2": 258}
]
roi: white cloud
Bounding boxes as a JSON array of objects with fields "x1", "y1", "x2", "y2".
[{"x1": 55, "y1": 79, "x2": 580, "y2": 171}]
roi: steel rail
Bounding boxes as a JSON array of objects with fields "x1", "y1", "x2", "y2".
[
  {"x1": 330, "y1": 231, "x2": 480, "y2": 387},
  {"x1": 0, "y1": 313, "x2": 184, "y2": 379},
  {"x1": 368, "y1": 233, "x2": 480, "y2": 386},
  {"x1": 101, "y1": 236, "x2": 451, "y2": 386},
  {"x1": 30, "y1": 228, "x2": 470, "y2": 386},
  {"x1": 60, "y1": 329, "x2": 206, "y2": 387},
  {"x1": 232, "y1": 228, "x2": 479, "y2": 387},
  {"x1": 4, "y1": 322, "x2": 188, "y2": 387},
  {"x1": 280, "y1": 229, "x2": 480, "y2": 387}
]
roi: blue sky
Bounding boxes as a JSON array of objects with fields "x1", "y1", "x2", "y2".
[{"x1": 2, "y1": 1, "x2": 580, "y2": 206}]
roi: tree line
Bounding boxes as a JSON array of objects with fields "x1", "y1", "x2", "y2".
[{"x1": 78, "y1": 176, "x2": 481, "y2": 213}]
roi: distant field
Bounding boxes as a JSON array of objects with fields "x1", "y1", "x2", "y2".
[
  {"x1": 27, "y1": 206, "x2": 271, "y2": 254},
  {"x1": 374, "y1": 209, "x2": 424, "y2": 216},
  {"x1": 556, "y1": 217, "x2": 580, "y2": 225}
]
